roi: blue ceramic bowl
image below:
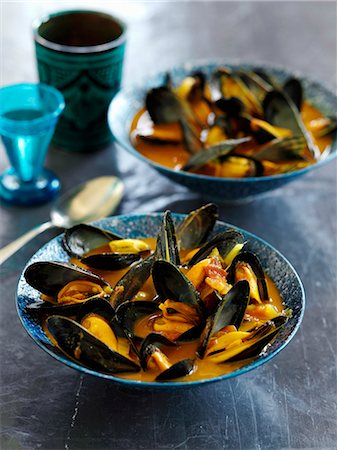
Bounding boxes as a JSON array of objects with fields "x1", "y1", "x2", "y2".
[
  {"x1": 108, "y1": 61, "x2": 337, "y2": 203},
  {"x1": 17, "y1": 213, "x2": 305, "y2": 389}
]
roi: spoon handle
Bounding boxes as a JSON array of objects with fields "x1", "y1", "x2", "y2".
[{"x1": 0, "y1": 221, "x2": 54, "y2": 265}]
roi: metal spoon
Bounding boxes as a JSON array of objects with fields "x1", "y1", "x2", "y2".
[{"x1": 0, "y1": 176, "x2": 124, "y2": 264}]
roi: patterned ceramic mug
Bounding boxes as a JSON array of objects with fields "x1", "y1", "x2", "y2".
[{"x1": 33, "y1": 10, "x2": 126, "y2": 151}]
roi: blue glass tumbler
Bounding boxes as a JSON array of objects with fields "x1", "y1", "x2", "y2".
[{"x1": 0, "y1": 83, "x2": 65, "y2": 205}]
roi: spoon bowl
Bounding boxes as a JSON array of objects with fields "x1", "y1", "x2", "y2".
[{"x1": 0, "y1": 176, "x2": 124, "y2": 264}]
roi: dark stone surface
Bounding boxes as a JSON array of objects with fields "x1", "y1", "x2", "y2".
[{"x1": 0, "y1": 2, "x2": 336, "y2": 449}]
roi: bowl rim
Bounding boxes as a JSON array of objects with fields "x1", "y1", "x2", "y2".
[
  {"x1": 16, "y1": 212, "x2": 305, "y2": 389},
  {"x1": 109, "y1": 58, "x2": 337, "y2": 183}
]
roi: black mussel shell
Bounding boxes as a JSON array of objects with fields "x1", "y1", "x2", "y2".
[
  {"x1": 182, "y1": 137, "x2": 251, "y2": 172},
  {"x1": 176, "y1": 203, "x2": 218, "y2": 251},
  {"x1": 81, "y1": 253, "x2": 141, "y2": 270},
  {"x1": 110, "y1": 255, "x2": 154, "y2": 308},
  {"x1": 163, "y1": 72, "x2": 173, "y2": 88},
  {"x1": 187, "y1": 229, "x2": 245, "y2": 267},
  {"x1": 46, "y1": 316, "x2": 140, "y2": 374},
  {"x1": 146, "y1": 86, "x2": 189, "y2": 124},
  {"x1": 24, "y1": 261, "x2": 109, "y2": 297},
  {"x1": 180, "y1": 118, "x2": 203, "y2": 155},
  {"x1": 63, "y1": 224, "x2": 122, "y2": 259},
  {"x1": 253, "y1": 69, "x2": 277, "y2": 89},
  {"x1": 115, "y1": 301, "x2": 160, "y2": 340},
  {"x1": 75, "y1": 297, "x2": 115, "y2": 324},
  {"x1": 225, "y1": 316, "x2": 287, "y2": 362},
  {"x1": 237, "y1": 70, "x2": 271, "y2": 98},
  {"x1": 139, "y1": 333, "x2": 176, "y2": 370},
  {"x1": 198, "y1": 280, "x2": 250, "y2": 359},
  {"x1": 156, "y1": 359, "x2": 195, "y2": 381},
  {"x1": 254, "y1": 136, "x2": 307, "y2": 162},
  {"x1": 283, "y1": 78, "x2": 303, "y2": 111},
  {"x1": 263, "y1": 90, "x2": 320, "y2": 160},
  {"x1": 155, "y1": 210, "x2": 180, "y2": 265},
  {"x1": 152, "y1": 260, "x2": 201, "y2": 307},
  {"x1": 215, "y1": 97, "x2": 245, "y2": 116},
  {"x1": 191, "y1": 71, "x2": 207, "y2": 92},
  {"x1": 76, "y1": 297, "x2": 127, "y2": 341},
  {"x1": 227, "y1": 251, "x2": 269, "y2": 302}
]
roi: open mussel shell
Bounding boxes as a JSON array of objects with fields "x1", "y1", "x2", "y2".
[
  {"x1": 198, "y1": 280, "x2": 250, "y2": 358},
  {"x1": 139, "y1": 333, "x2": 176, "y2": 370},
  {"x1": 156, "y1": 359, "x2": 196, "y2": 382},
  {"x1": 263, "y1": 90, "x2": 320, "y2": 160},
  {"x1": 182, "y1": 137, "x2": 251, "y2": 172},
  {"x1": 75, "y1": 297, "x2": 128, "y2": 346},
  {"x1": 155, "y1": 210, "x2": 180, "y2": 265},
  {"x1": 46, "y1": 315, "x2": 140, "y2": 374},
  {"x1": 187, "y1": 229, "x2": 245, "y2": 267},
  {"x1": 24, "y1": 261, "x2": 109, "y2": 297},
  {"x1": 81, "y1": 253, "x2": 141, "y2": 271},
  {"x1": 152, "y1": 260, "x2": 201, "y2": 307},
  {"x1": 283, "y1": 78, "x2": 303, "y2": 111},
  {"x1": 180, "y1": 118, "x2": 203, "y2": 155},
  {"x1": 63, "y1": 224, "x2": 122, "y2": 259},
  {"x1": 145, "y1": 86, "x2": 194, "y2": 124},
  {"x1": 224, "y1": 316, "x2": 288, "y2": 363},
  {"x1": 75, "y1": 297, "x2": 115, "y2": 324},
  {"x1": 110, "y1": 255, "x2": 155, "y2": 308},
  {"x1": 236, "y1": 70, "x2": 271, "y2": 100},
  {"x1": 254, "y1": 136, "x2": 307, "y2": 162},
  {"x1": 227, "y1": 251, "x2": 269, "y2": 302},
  {"x1": 115, "y1": 301, "x2": 160, "y2": 341},
  {"x1": 176, "y1": 203, "x2": 218, "y2": 251}
]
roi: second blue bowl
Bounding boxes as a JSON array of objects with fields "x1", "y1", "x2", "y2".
[{"x1": 109, "y1": 61, "x2": 337, "y2": 203}]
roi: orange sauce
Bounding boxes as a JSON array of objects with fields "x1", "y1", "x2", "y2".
[
  {"x1": 62, "y1": 237, "x2": 285, "y2": 382},
  {"x1": 130, "y1": 102, "x2": 331, "y2": 177}
]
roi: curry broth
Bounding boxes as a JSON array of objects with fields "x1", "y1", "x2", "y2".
[
  {"x1": 130, "y1": 102, "x2": 331, "y2": 177},
  {"x1": 57, "y1": 237, "x2": 286, "y2": 382}
]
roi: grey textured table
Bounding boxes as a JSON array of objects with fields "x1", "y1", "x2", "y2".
[{"x1": 1, "y1": 2, "x2": 336, "y2": 449}]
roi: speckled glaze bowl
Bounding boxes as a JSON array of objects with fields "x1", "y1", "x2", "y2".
[
  {"x1": 108, "y1": 61, "x2": 337, "y2": 203},
  {"x1": 16, "y1": 213, "x2": 305, "y2": 389}
]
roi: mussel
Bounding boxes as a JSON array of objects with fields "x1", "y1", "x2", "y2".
[
  {"x1": 152, "y1": 260, "x2": 201, "y2": 307},
  {"x1": 227, "y1": 251, "x2": 269, "y2": 303},
  {"x1": 205, "y1": 316, "x2": 288, "y2": 364},
  {"x1": 63, "y1": 224, "x2": 149, "y2": 271},
  {"x1": 24, "y1": 261, "x2": 111, "y2": 314},
  {"x1": 198, "y1": 280, "x2": 250, "y2": 358},
  {"x1": 156, "y1": 359, "x2": 196, "y2": 381},
  {"x1": 139, "y1": 333, "x2": 176, "y2": 370},
  {"x1": 46, "y1": 315, "x2": 140, "y2": 374},
  {"x1": 176, "y1": 203, "x2": 218, "y2": 251},
  {"x1": 263, "y1": 90, "x2": 320, "y2": 160},
  {"x1": 81, "y1": 253, "x2": 142, "y2": 271},
  {"x1": 109, "y1": 254, "x2": 154, "y2": 308},
  {"x1": 187, "y1": 229, "x2": 245, "y2": 267},
  {"x1": 182, "y1": 137, "x2": 251, "y2": 172},
  {"x1": 115, "y1": 301, "x2": 160, "y2": 340},
  {"x1": 155, "y1": 210, "x2": 180, "y2": 265},
  {"x1": 63, "y1": 224, "x2": 122, "y2": 259},
  {"x1": 145, "y1": 86, "x2": 195, "y2": 125}
]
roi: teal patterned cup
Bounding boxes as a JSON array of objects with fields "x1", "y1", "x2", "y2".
[{"x1": 33, "y1": 10, "x2": 126, "y2": 152}]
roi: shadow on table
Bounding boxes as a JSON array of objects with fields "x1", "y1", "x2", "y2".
[{"x1": 65, "y1": 371, "x2": 286, "y2": 450}]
